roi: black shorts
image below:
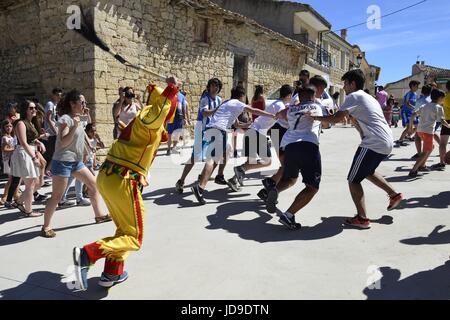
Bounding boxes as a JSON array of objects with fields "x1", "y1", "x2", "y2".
[
  {"x1": 268, "y1": 122, "x2": 288, "y2": 155},
  {"x1": 441, "y1": 121, "x2": 450, "y2": 135},
  {"x1": 282, "y1": 141, "x2": 321, "y2": 189},
  {"x1": 243, "y1": 129, "x2": 271, "y2": 160},
  {"x1": 43, "y1": 135, "x2": 57, "y2": 165},
  {"x1": 347, "y1": 147, "x2": 388, "y2": 183},
  {"x1": 204, "y1": 128, "x2": 227, "y2": 162}
]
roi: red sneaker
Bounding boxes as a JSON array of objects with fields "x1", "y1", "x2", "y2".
[
  {"x1": 388, "y1": 193, "x2": 403, "y2": 211},
  {"x1": 345, "y1": 215, "x2": 371, "y2": 229}
]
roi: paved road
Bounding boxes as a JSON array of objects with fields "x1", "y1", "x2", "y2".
[{"x1": 1, "y1": 126, "x2": 449, "y2": 300}]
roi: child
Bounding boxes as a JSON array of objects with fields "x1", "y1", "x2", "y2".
[
  {"x1": 396, "y1": 80, "x2": 420, "y2": 146},
  {"x1": 409, "y1": 89, "x2": 450, "y2": 177},
  {"x1": 1, "y1": 120, "x2": 15, "y2": 204},
  {"x1": 392, "y1": 102, "x2": 400, "y2": 128}
]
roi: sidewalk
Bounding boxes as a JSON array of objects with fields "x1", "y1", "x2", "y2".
[{"x1": 0, "y1": 126, "x2": 449, "y2": 300}]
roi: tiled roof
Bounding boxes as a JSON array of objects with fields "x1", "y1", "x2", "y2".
[{"x1": 416, "y1": 64, "x2": 450, "y2": 77}]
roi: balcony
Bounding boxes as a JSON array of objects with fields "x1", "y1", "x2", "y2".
[{"x1": 306, "y1": 42, "x2": 331, "y2": 71}]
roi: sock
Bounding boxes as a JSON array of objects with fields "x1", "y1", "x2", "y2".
[{"x1": 285, "y1": 211, "x2": 294, "y2": 219}]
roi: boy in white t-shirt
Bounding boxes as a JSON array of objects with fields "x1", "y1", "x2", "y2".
[
  {"x1": 408, "y1": 89, "x2": 450, "y2": 177},
  {"x1": 191, "y1": 86, "x2": 278, "y2": 205},
  {"x1": 309, "y1": 70, "x2": 403, "y2": 229},
  {"x1": 227, "y1": 85, "x2": 293, "y2": 192}
]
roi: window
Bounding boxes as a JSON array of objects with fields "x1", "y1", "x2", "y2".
[
  {"x1": 331, "y1": 56, "x2": 337, "y2": 68},
  {"x1": 195, "y1": 18, "x2": 209, "y2": 43},
  {"x1": 341, "y1": 52, "x2": 346, "y2": 70}
]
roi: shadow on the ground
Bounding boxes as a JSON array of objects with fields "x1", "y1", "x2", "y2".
[
  {"x1": 400, "y1": 225, "x2": 450, "y2": 245},
  {"x1": 385, "y1": 174, "x2": 427, "y2": 183},
  {"x1": 0, "y1": 223, "x2": 95, "y2": 247},
  {"x1": 0, "y1": 271, "x2": 108, "y2": 300},
  {"x1": 396, "y1": 192, "x2": 450, "y2": 210},
  {"x1": 204, "y1": 199, "x2": 368, "y2": 243},
  {"x1": 363, "y1": 261, "x2": 450, "y2": 300},
  {"x1": 142, "y1": 186, "x2": 249, "y2": 208}
]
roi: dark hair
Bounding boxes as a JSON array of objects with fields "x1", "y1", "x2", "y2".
[
  {"x1": 299, "y1": 69, "x2": 310, "y2": 78},
  {"x1": 279, "y1": 85, "x2": 293, "y2": 99},
  {"x1": 378, "y1": 85, "x2": 384, "y2": 91},
  {"x1": 309, "y1": 75, "x2": 328, "y2": 89},
  {"x1": 298, "y1": 85, "x2": 316, "y2": 101},
  {"x1": 332, "y1": 92, "x2": 340, "y2": 100},
  {"x1": 431, "y1": 89, "x2": 445, "y2": 102},
  {"x1": 446, "y1": 80, "x2": 450, "y2": 91},
  {"x1": 342, "y1": 69, "x2": 366, "y2": 90},
  {"x1": 61, "y1": 89, "x2": 83, "y2": 116},
  {"x1": 1, "y1": 119, "x2": 13, "y2": 135},
  {"x1": 52, "y1": 88, "x2": 63, "y2": 95},
  {"x1": 231, "y1": 86, "x2": 246, "y2": 100},
  {"x1": 421, "y1": 85, "x2": 432, "y2": 96},
  {"x1": 18, "y1": 100, "x2": 34, "y2": 121},
  {"x1": 364, "y1": 89, "x2": 371, "y2": 95},
  {"x1": 85, "y1": 123, "x2": 95, "y2": 133},
  {"x1": 207, "y1": 78, "x2": 223, "y2": 94},
  {"x1": 252, "y1": 85, "x2": 264, "y2": 102},
  {"x1": 409, "y1": 80, "x2": 420, "y2": 89}
]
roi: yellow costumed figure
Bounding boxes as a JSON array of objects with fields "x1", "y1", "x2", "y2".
[{"x1": 72, "y1": 81, "x2": 178, "y2": 290}]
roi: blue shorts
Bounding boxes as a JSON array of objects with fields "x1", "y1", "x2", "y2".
[
  {"x1": 348, "y1": 147, "x2": 387, "y2": 183},
  {"x1": 167, "y1": 119, "x2": 183, "y2": 135},
  {"x1": 51, "y1": 160, "x2": 86, "y2": 178},
  {"x1": 401, "y1": 108, "x2": 413, "y2": 127}
]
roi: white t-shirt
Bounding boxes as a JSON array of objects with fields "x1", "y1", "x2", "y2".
[
  {"x1": 251, "y1": 100, "x2": 286, "y2": 136},
  {"x1": 415, "y1": 95, "x2": 432, "y2": 112},
  {"x1": 44, "y1": 100, "x2": 57, "y2": 136},
  {"x1": 416, "y1": 102, "x2": 445, "y2": 134},
  {"x1": 340, "y1": 90, "x2": 394, "y2": 155},
  {"x1": 207, "y1": 99, "x2": 247, "y2": 132},
  {"x1": 281, "y1": 101, "x2": 325, "y2": 148},
  {"x1": 1, "y1": 135, "x2": 14, "y2": 162}
]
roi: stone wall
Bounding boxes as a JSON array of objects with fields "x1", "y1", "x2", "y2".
[
  {"x1": 92, "y1": 0, "x2": 306, "y2": 146},
  {"x1": 0, "y1": 0, "x2": 96, "y2": 113}
]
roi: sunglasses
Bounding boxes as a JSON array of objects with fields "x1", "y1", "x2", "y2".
[{"x1": 28, "y1": 107, "x2": 36, "y2": 110}]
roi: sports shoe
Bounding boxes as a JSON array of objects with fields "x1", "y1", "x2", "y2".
[
  {"x1": 34, "y1": 193, "x2": 48, "y2": 202},
  {"x1": 278, "y1": 212, "x2": 301, "y2": 230},
  {"x1": 226, "y1": 177, "x2": 241, "y2": 192},
  {"x1": 431, "y1": 163, "x2": 446, "y2": 170},
  {"x1": 387, "y1": 193, "x2": 404, "y2": 211},
  {"x1": 72, "y1": 247, "x2": 91, "y2": 291},
  {"x1": 76, "y1": 198, "x2": 91, "y2": 206},
  {"x1": 98, "y1": 271, "x2": 129, "y2": 288},
  {"x1": 265, "y1": 188, "x2": 278, "y2": 214},
  {"x1": 191, "y1": 183, "x2": 206, "y2": 205},
  {"x1": 418, "y1": 166, "x2": 430, "y2": 172},
  {"x1": 175, "y1": 180, "x2": 184, "y2": 194},
  {"x1": 4, "y1": 201, "x2": 14, "y2": 209},
  {"x1": 344, "y1": 215, "x2": 371, "y2": 229},
  {"x1": 58, "y1": 200, "x2": 76, "y2": 208},
  {"x1": 262, "y1": 177, "x2": 276, "y2": 191},
  {"x1": 214, "y1": 175, "x2": 227, "y2": 185},
  {"x1": 408, "y1": 170, "x2": 418, "y2": 178},
  {"x1": 233, "y1": 166, "x2": 246, "y2": 187},
  {"x1": 257, "y1": 189, "x2": 268, "y2": 201}
]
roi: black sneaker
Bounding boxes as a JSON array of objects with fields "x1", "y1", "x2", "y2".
[
  {"x1": 262, "y1": 178, "x2": 276, "y2": 190},
  {"x1": 226, "y1": 177, "x2": 241, "y2": 192},
  {"x1": 214, "y1": 175, "x2": 227, "y2": 185},
  {"x1": 431, "y1": 163, "x2": 446, "y2": 170},
  {"x1": 191, "y1": 183, "x2": 206, "y2": 205},
  {"x1": 408, "y1": 170, "x2": 418, "y2": 177},
  {"x1": 175, "y1": 180, "x2": 184, "y2": 194},
  {"x1": 418, "y1": 166, "x2": 430, "y2": 172},
  {"x1": 266, "y1": 188, "x2": 278, "y2": 214},
  {"x1": 234, "y1": 166, "x2": 246, "y2": 187},
  {"x1": 34, "y1": 193, "x2": 48, "y2": 202},
  {"x1": 58, "y1": 200, "x2": 76, "y2": 208},
  {"x1": 257, "y1": 189, "x2": 268, "y2": 201},
  {"x1": 233, "y1": 150, "x2": 238, "y2": 158},
  {"x1": 278, "y1": 212, "x2": 301, "y2": 230}
]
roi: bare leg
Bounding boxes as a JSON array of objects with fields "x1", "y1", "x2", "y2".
[
  {"x1": 439, "y1": 135, "x2": 449, "y2": 164},
  {"x1": 43, "y1": 176, "x2": 69, "y2": 231},
  {"x1": 287, "y1": 185, "x2": 319, "y2": 215},
  {"x1": 22, "y1": 178, "x2": 38, "y2": 213},
  {"x1": 349, "y1": 182, "x2": 367, "y2": 219},
  {"x1": 199, "y1": 160, "x2": 216, "y2": 189},
  {"x1": 72, "y1": 168, "x2": 106, "y2": 218},
  {"x1": 413, "y1": 151, "x2": 432, "y2": 171},
  {"x1": 415, "y1": 135, "x2": 422, "y2": 155},
  {"x1": 366, "y1": 172, "x2": 398, "y2": 197}
]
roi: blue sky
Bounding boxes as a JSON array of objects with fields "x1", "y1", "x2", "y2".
[{"x1": 295, "y1": 0, "x2": 450, "y2": 85}]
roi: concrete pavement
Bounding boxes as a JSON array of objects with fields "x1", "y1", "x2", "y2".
[{"x1": 0, "y1": 125, "x2": 449, "y2": 300}]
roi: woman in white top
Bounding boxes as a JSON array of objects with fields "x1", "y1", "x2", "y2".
[
  {"x1": 42, "y1": 90, "x2": 111, "y2": 238},
  {"x1": 113, "y1": 87, "x2": 142, "y2": 137}
]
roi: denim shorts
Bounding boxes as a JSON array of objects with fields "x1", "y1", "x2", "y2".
[{"x1": 51, "y1": 160, "x2": 86, "y2": 178}]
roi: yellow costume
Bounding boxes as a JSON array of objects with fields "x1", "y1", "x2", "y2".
[{"x1": 83, "y1": 83, "x2": 178, "y2": 276}]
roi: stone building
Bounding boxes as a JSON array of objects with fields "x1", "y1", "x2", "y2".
[
  {"x1": 385, "y1": 61, "x2": 450, "y2": 102},
  {"x1": 0, "y1": 0, "x2": 312, "y2": 147}
]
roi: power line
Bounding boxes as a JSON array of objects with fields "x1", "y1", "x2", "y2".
[{"x1": 329, "y1": 0, "x2": 428, "y2": 33}]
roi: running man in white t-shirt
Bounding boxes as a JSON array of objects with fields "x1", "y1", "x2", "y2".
[
  {"x1": 191, "y1": 86, "x2": 279, "y2": 205},
  {"x1": 227, "y1": 85, "x2": 293, "y2": 192},
  {"x1": 308, "y1": 70, "x2": 404, "y2": 229}
]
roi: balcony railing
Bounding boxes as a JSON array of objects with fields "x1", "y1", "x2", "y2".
[{"x1": 293, "y1": 33, "x2": 331, "y2": 69}]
